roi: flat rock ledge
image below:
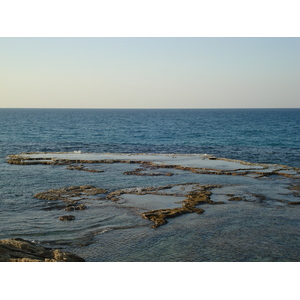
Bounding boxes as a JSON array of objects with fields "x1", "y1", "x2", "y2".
[{"x1": 0, "y1": 238, "x2": 85, "y2": 262}]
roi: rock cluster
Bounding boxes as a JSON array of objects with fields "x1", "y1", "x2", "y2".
[
  {"x1": 35, "y1": 185, "x2": 107, "y2": 201},
  {"x1": 0, "y1": 238, "x2": 85, "y2": 262},
  {"x1": 34, "y1": 185, "x2": 107, "y2": 220}
]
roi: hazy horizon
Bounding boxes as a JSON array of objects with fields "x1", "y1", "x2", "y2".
[
  {"x1": 1, "y1": 37, "x2": 299, "y2": 109},
  {"x1": 1, "y1": 107, "x2": 299, "y2": 110}
]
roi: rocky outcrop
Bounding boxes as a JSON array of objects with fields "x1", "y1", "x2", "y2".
[
  {"x1": 34, "y1": 185, "x2": 107, "y2": 212},
  {"x1": 141, "y1": 185, "x2": 224, "y2": 228},
  {"x1": 0, "y1": 238, "x2": 85, "y2": 262},
  {"x1": 34, "y1": 185, "x2": 107, "y2": 201}
]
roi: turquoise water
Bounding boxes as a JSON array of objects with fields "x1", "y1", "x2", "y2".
[{"x1": 0, "y1": 108, "x2": 299, "y2": 261}]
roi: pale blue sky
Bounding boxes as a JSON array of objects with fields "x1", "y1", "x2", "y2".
[{"x1": 0, "y1": 37, "x2": 299, "y2": 108}]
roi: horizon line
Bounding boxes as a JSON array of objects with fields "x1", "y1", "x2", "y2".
[{"x1": 0, "y1": 107, "x2": 299, "y2": 110}]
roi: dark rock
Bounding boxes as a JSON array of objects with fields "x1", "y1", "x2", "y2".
[
  {"x1": 59, "y1": 215, "x2": 75, "y2": 221},
  {"x1": 0, "y1": 238, "x2": 85, "y2": 262}
]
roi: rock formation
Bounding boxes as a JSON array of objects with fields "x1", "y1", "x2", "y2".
[
  {"x1": 140, "y1": 185, "x2": 224, "y2": 228},
  {"x1": 0, "y1": 238, "x2": 85, "y2": 262}
]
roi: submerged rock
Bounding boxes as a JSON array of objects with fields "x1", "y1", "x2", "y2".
[
  {"x1": 0, "y1": 238, "x2": 85, "y2": 262},
  {"x1": 124, "y1": 167, "x2": 174, "y2": 176},
  {"x1": 65, "y1": 204, "x2": 87, "y2": 211},
  {"x1": 66, "y1": 164, "x2": 104, "y2": 173},
  {"x1": 59, "y1": 215, "x2": 75, "y2": 221}
]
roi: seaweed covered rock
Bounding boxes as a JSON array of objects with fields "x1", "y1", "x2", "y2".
[{"x1": 0, "y1": 238, "x2": 85, "y2": 262}]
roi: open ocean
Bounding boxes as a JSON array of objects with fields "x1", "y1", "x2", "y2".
[{"x1": 0, "y1": 108, "x2": 299, "y2": 261}]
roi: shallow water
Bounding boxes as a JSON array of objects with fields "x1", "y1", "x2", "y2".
[{"x1": 78, "y1": 203, "x2": 300, "y2": 262}]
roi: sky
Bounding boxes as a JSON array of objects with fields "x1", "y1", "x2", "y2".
[{"x1": 0, "y1": 37, "x2": 299, "y2": 109}]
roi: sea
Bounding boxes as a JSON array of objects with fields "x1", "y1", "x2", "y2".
[{"x1": 0, "y1": 108, "x2": 299, "y2": 261}]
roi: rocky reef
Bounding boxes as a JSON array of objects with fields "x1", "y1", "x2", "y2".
[
  {"x1": 34, "y1": 185, "x2": 107, "y2": 219},
  {"x1": 0, "y1": 238, "x2": 85, "y2": 262},
  {"x1": 6, "y1": 152, "x2": 300, "y2": 229},
  {"x1": 3, "y1": 152, "x2": 300, "y2": 262},
  {"x1": 107, "y1": 183, "x2": 224, "y2": 228},
  {"x1": 6, "y1": 152, "x2": 300, "y2": 179}
]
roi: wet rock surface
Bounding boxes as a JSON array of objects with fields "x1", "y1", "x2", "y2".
[
  {"x1": 0, "y1": 238, "x2": 85, "y2": 262},
  {"x1": 34, "y1": 185, "x2": 107, "y2": 218}
]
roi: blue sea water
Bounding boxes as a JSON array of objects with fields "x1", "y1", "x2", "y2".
[
  {"x1": 1, "y1": 108, "x2": 299, "y2": 167},
  {"x1": 0, "y1": 108, "x2": 299, "y2": 261}
]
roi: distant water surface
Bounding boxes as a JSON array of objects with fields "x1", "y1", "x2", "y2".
[{"x1": 0, "y1": 108, "x2": 299, "y2": 167}]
